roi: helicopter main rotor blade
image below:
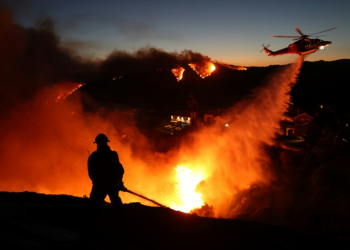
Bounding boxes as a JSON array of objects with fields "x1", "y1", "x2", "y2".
[
  {"x1": 308, "y1": 27, "x2": 338, "y2": 36},
  {"x1": 271, "y1": 35, "x2": 300, "y2": 38},
  {"x1": 294, "y1": 27, "x2": 304, "y2": 36}
]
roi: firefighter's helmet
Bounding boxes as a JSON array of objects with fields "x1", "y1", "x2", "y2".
[{"x1": 94, "y1": 133, "x2": 110, "y2": 143}]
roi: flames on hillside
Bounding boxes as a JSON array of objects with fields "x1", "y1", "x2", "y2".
[
  {"x1": 171, "y1": 67, "x2": 185, "y2": 81},
  {"x1": 166, "y1": 56, "x2": 304, "y2": 215},
  {"x1": 8, "y1": 56, "x2": 303, "y2": 217},
  {"x1": 55, "y1": 82, "x2": 85, "y2": 102},
  {"x1": 0, "y1": 55, "x2": 304, "y2": 220},
  {"x1": 189, "y1": 62, "x2": 216, "y2": 78},
  {"x1": 0, "y1": 5, "x2": 308, "y2": 221}
]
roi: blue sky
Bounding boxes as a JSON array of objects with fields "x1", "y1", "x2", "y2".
[{"x1": 3, "y1": 0, "x2": 350, "y2": 66}]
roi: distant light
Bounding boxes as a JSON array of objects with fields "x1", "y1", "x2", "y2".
[
  {"x1": 320, "y1": 105, "x2": 323, "y2": 108},
  {"x1": 346, "y1": 123, "x2": 349, "y2": 127},
  {"x1": 319, "y1": 46, "x2": 325, "y2": 50},
  {"x1": 343, "y1": 138, "x2": 348, "y2": 143},
  {"x1": 225, "y1": 124, "x2": 229, "y2": 127}
]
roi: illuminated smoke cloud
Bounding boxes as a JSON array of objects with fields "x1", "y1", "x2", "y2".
[
  {"x1": 0, "y1": 5, "x2": 218, "y2": 206},
  {"x1": 1, "y1": 5, "x2": 349, "y2": 235},
  {"x1": 0, "y1": 5, "x2": 216, "y2": 114},
  {"x1": 0, "y1": 5, "x2": 304, "y2": 209}
]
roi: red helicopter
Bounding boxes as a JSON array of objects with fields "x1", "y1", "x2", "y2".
[{"x1": 262, "y1": 27, "x2": 337, "y2": 56}]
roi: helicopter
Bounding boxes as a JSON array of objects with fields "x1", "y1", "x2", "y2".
[{"x1": 262, "y1": 27, "x2": 337, "y2": 56}]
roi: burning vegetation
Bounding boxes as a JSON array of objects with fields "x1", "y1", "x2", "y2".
[
  {"x1": 55, "y1": 82, "x2": 85, "y2": 102},
  {"x1": 1, "y1": 4, "x2": 350, "y2": 236},
  {"x1": 188, "y1": 61, "x2": 216, "y2": 78},
  {"x1": 171, "y1": 67, "x2": 185, "y2": 81},
  {"x1": 172, "y1": 166, "x2": 207, "y2": 213}
]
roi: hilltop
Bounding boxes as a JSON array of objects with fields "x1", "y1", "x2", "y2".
[{"x1": 79, "y1": 59, "x2": 350, "y2": 114}]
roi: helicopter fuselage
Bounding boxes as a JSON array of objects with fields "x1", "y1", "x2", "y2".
[{"x1": 264, "y1": 38, "x2": 332, "y2": 56}]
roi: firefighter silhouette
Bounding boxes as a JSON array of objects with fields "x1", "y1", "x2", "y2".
[{"x1": 86, "y1": 133, "x2": 127, "y2": 236}]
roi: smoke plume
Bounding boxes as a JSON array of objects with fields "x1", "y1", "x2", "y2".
[
  {"x1": 0, "y1": 5, "x2": 215, "y2": 205},
  {"x1": 0, "y1": 5, "x2": 214, "y2": 113}
]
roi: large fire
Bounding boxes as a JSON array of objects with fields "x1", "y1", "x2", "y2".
[
  {"x1": 0, "y1": 14, "x2": 304, "y2": 217},
  {"x1": 0, "y1": 6, "x2": 309, "y2": 220},
  {"x1": 0, "y1": 57, "x2": 304, "y2": 218},
  {"x1": 189, "y1": 61, "x2": 216, "y2": 78},
  {"x1": 171, "y1": 166, "x2": 206, "y2": 212},
  {"x1": 171, "y1": 67, "x2": 185, "y2": 81}
]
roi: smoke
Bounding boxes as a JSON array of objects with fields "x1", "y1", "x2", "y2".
[
  {"x1": 0, "y1": 5, "x2": 214, "y2": 113},
  {"x1": 0, "y1": 7, "x2": 97, "y2": 112},
  {"x1": 2, "y1": 5, "x2": 349, "y2": 235},
  {"x1": 0, "y1": 5, "x2": 214, "y2": 205},
  {"x1": 0, "y1": 4, "x2": 303, "y2": 207},
  {"x1": 99, "y1": 48, "x2": 213, "y2": 79}
]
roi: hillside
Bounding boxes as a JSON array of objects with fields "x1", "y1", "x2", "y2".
[
  {"x1": 0, "y1": 191, "x2": 348, "y2": 249},
  {"x1": 79, "y1": 59, "x2": 350, "y2": 113}
]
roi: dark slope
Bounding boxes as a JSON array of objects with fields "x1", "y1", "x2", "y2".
[
  {"x1": 292, "y1": 59, "x2": 350, "y2": 112},
  {"x1": 79, "y1": 63, "x2": 279, "y2": 111},
  {"x1": 0, "y1": 192, "x2": 348, "y2": 249},
  {"x1": 79, "y1": 59, "x2": 350, "y2": 113}
]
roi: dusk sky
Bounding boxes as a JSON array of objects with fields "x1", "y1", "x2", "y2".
[{"x1": 3, "y1": 0, "x2": 350, "y2": 66}]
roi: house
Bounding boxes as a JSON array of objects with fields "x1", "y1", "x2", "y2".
[
  {"x1": 285, "y1": 112, "x2": 318, "y2": 138},
  {"x1": 170, "y1": 112, "x2": 191, "y2": 127}
]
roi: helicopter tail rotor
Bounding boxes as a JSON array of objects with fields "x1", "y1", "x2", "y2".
[{"x1": 260, "y1": 44, "x2": 270, "y2": 52}]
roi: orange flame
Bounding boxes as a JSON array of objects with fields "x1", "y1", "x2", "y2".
[
  {"x1": 55, "y1": 82, "x2": 85, "y2": 102},
  {"x1": 167, "y1": 57, "x2": 304, "y2": 216},
  {"x1": 0, "y1": 57, "x2": 304, "y2": 220},
  {"x1": 171, "y1": 67, "x2": 185, "y2": 81},
  {"x1": 171, "y1": 166, "x2": 206, "y2": 212},
  {"x1": 189, "y1": 62, "x2": 216, "y2": 78}
]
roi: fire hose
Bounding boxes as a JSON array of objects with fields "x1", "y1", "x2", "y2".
[
  {"x1": 86, "y1": 150, "x2": 167, "y2": 208},
  {"x1": 123, "y1": 189, "x2": 168, "y2": 208}
]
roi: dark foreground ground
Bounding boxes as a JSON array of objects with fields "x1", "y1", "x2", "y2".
[{"x1": 1, "y1": 192, "x2": 348, "y2": 249}]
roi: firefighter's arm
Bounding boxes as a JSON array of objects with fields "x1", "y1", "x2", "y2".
[
  {"x1": 87, "y1": 154, "x2": 99, "y2": 182},
  {"x1": 119, "y1": 180, "x2": 128, "y2": 192}
]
